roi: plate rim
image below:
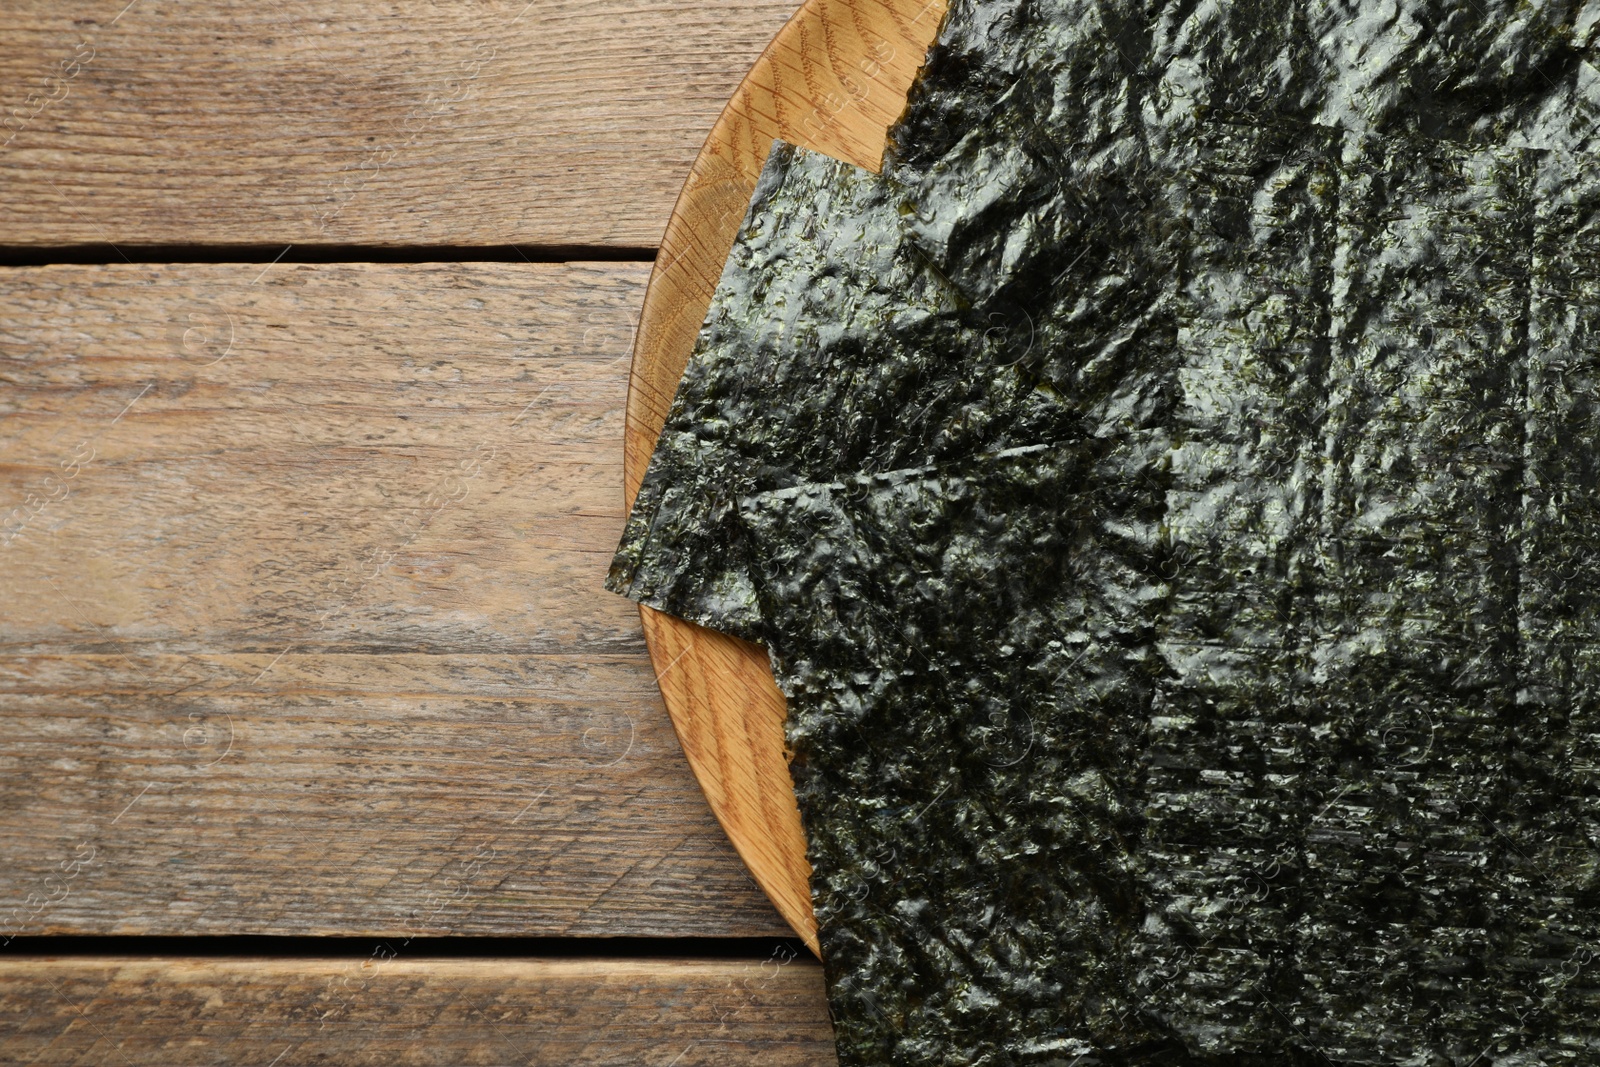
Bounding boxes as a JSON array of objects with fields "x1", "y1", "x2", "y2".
[{"x1": 620, "y1": 0, "x2": 948, "y2": 956}]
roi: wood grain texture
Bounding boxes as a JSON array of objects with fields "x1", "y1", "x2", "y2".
[
  {"x1": 623, "y1": 0, "x2": 947, "y2": 954},
  {"x1": 0, "y1": 0, "x2": 802, "y2": 248},
  {"x1": 0, "y1": 262, "x2": 790, "y2": 938},
  {"x1": 0, "y1": 955, "x2": 835, "y2": 1065}
]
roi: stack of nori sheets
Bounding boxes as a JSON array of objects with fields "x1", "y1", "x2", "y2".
[{"x1": 609, "y1": 0, "x2": 1600, "y2": 1062}]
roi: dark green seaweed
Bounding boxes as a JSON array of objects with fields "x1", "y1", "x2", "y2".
[
  {"x1": 742, "y1": 445, "x2": 1169, "y2": 1064},
  {"x1": 609, "y1": 0, "x2": 1600, "y2": 1061},
  {"x1": 608, "y1": 145, "x2": 1078, "y2": 640}
]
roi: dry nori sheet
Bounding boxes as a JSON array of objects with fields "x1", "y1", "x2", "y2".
[
  {"x1": 741, "y1": 446, "x2": 1168, "y2": 1065},
  {"x1": 1138, "y1": 126, "x2": 1567, "y2": 1063},
  {"x1": 608, "y1": 0, "x2": 1600, "y2": 1061},
  {"x1": 608, "y1": 144, "x2": 1075, "y2": 641},
  {"x1": 886, "y1": 0, "x2": 1600, "y2": 308},
  {"x1": 730, "y1": 128, "x2": 1600, "y2": 1063}
]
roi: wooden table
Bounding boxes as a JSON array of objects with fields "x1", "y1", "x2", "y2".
[{"x1": 0, "y1": 2, "x2": 837, "y2": 1061}]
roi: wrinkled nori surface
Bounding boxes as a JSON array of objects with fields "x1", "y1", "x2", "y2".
[
  {"x1": 743, "y1": 446, "x2": 1165, "y2": 1063},
  {"x1": 609, "y1": 0, "x2": 1600, "y2": 1062},
  {"x1": 608, "y1": 144, "x2": 1073, "y2": 641}
]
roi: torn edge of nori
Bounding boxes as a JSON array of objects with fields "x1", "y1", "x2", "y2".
[{"x1": 605, "y1": 142, "x2": 956, "y2": 639}]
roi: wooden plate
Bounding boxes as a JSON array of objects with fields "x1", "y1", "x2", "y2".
[{"x1": 622, "y1": 0, "x2": 947, "y2": 955}]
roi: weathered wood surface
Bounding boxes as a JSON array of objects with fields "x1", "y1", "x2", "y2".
[
  {"x1": 626, "y1": 0, "x2": 947, "y2": 953},
  {"x1": 0, "y1": 955, "x2": 835, "y2": 1064},
  {"x1": 0, "y1": 262, "x2": 788, "y2": 938},
  {"x1": 0, "y1": 0, "x2": 802, "y2": 248}
]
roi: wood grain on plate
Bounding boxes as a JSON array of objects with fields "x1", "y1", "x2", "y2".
[
  {"x1": 0, "y1": 0, "x2": 800, "y2": 248},
  {"x1": 625, "y1": 0, "x2": 947, "y2": 954},
  {"x1": 0, "y1": 956, "x2": 834, "y2": 1065},
  {"x1": 0, "y1": 262, "x2": 789, "y2": 938}
]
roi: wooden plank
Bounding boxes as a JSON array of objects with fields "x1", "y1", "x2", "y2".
[
  {"x1": 625, "y1": 0, "x2": 946, "y2": 954},
  {"x1": 0, "y1": 0, "x2": 800, "y2": 248},
  {"x1": 0, "y1": 262, "x2": 788, "y2": 938},
  {"x1": 0, "y1": 955, "x2": 836, "y2": 1065}
]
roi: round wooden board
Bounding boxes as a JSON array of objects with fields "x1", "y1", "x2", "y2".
[{"x1": 622, "y1": 0, "x2": 948, "y2": 956}]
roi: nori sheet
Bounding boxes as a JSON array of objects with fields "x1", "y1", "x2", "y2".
[
  {"x1": 608, "y1": 0, "x2": 1600, "y2": 1061},
  {"x1": 881, "y1": 0, "x2": 1600, "y2": 314},
  {"x1": 608, "y1": 144, "x2": 1077, "y2": 641},
  {"x1": 730, "y1": 129, "x2": 1600, "y2": 1064},
  {"x1": 742, "y1": 445, "x2": 1169, "y2": 1064}
]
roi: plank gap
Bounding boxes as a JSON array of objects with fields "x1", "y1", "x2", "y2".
[
  {"x1": 0, "y1": 244, "x2": 660, "y2": 267},
  {"x1": 0, "y1": 935, "x2": 810, "y2": 961}
]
